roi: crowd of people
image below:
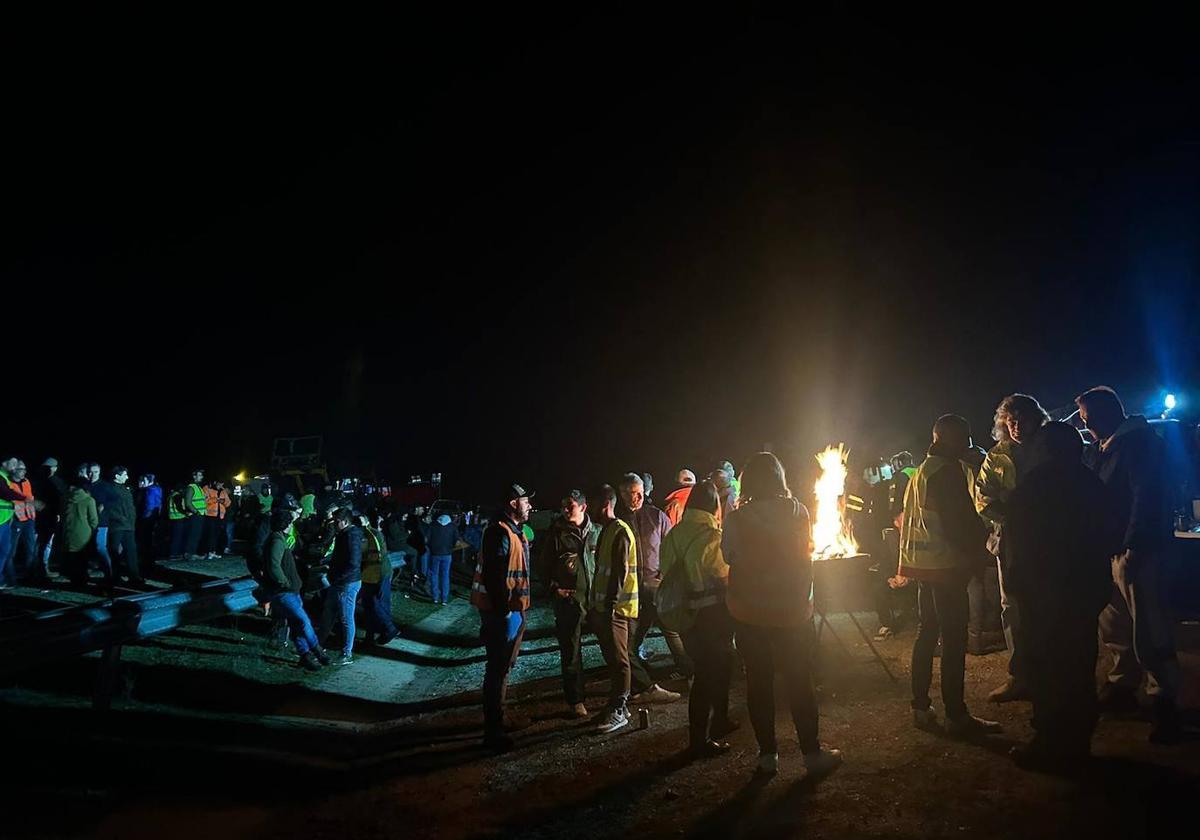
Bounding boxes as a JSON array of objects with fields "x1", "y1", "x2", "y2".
[{"x1": 0, "y1": 384, "x2": 1188, "y2": 777}]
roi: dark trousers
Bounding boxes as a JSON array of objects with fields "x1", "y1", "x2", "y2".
[
  {"x1": 736, "y1": 620, "x2": 820, "y2": 755},
  {"x1": 106, "y1": 528, "x2": 140, "y2": 582},
  {"x1": 136, "y1": 519, "x2": 157, "y2": 569},
  {"x1": 65, "y1": 548, "x2": 92, "y2": 587},
  {"x1": 591, "y1": 610, "x2": 652, "y2": 708},
  {"x1": 911, "y1": 577, "x2": 969, "y2": 719},
  {"x1": 481, "y1": 611, "x2": 525, "y2": 735},
  {"x1": 201, "y1": 516, "x2": 222, "y2": 554},
  {"x1": 184, "y1": 515, "x2": 203, "y2": 556},
  {"x1": 11, "y1": 518, "x2": 41, "y2": 582},
  {"x1": 169, "y1": 519, "x2": 186, "y2": 557},
  {"x1": 681, "y1": 604, "x2": 734, "y2": 745},
  {"x1": 1024, "y1": 600, "x2": 1100, "y2": 756},
  {"x1": 631, "y1": 582, "x2": 693, "y2": 675},
  {"x1": 359, "y1": 578, "x2": 398, "y2": 639},
  {"x1": 553, "y1": 596, "x2": 588, "y2": 705}
]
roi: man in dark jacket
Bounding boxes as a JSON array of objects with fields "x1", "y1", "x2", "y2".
[
  {"x1": 33, "y1": 458, "x2": 66, "y2": 578},
  {"x1": 619, "y1": 472, "x2": 693, "y2": 681},
  {"x1": 427, "y1": 511, "x2": 461, "y2": 605},
  {"x1": 541, "y1": 489, "x2": 602, "y2": 718},
  {"x1": 317, "y1": 508, "x2": 363, "y2": 665},
  {"x1": 103, "y1": 467, "x2": 141, "y2": 585},
  {"x1": 1077, "y1": 386, "x2": 1181, "y2": 743},
  {"x1": 260, "y1": 508, "x2": 329, "y2": 672},
  {"x1": 1006, "y1": 422, "x2": 1121, "y2": 768}
]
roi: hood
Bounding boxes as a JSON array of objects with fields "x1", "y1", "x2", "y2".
[
  {"x1": 679, "y1": 508, "x2": 720, "y2": 532},
  {"x1": 436, "y1": 514, "x2": 452, "y2": 526}
]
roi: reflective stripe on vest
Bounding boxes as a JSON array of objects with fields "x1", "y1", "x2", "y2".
[
  {"x1": 189, "y1": 484, "x2": 206, "y2": 514},
  {"x1": 592, "y1": 518, "x2": 640, "y2": 618},
  {"x1": 168, "y1": 492, "x2": 188, "y2": 520},
  {"x1": 470, "y1": 520, "x2": 530, "y2": 612},
  {"x1": 0, "y1": 471, "x2": 14, "y2": 525},
  {"x1": 11, "y1": 479, "x2": 35, "y2": 521},
  {"x1": 899, "y1": 456, "x2": 974, "y2": 573}
]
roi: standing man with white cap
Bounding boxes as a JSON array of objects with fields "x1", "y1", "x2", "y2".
[{"x1": 662, "y1": 469, "x2": 697, "y2": 528}]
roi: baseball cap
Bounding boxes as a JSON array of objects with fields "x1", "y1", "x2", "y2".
[
  {"x1": 42, "y1": 457, "x2": 59, "y2": 468},
  {"x1": 504, "y1": 483, "x2": 536, "y2": 502},
  {"x1": 676, "y1": 469, "x2": 696, "y2": 486}
]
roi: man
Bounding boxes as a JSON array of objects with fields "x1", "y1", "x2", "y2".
[
  {"x1": 427, "y1": 510, "x2": 462, "y2": 606},
  {"x1": 183, "y1": 469, "x2": 208, "y2": 560},
  {"x1": 975, "y1": 393, "x2": 1050, "y2": 702},
  {"x1": 86, "y1": 463, "x2": 118, "y2": 581},
  {"x1": 357, "y1": 514, "x2": 400, "y2": 646},
  {"x1": 1006, "y1": 422, "x2": 1121, "y2": 768},
  {"x1": 590, "y1": 484, "x2": 664, "y2": 734},
  {"x1": 1077, "y1": 386, "x2": 1181, "y2": 744},
  {"x1": 6, "y1": 461, "x2": 42, "y2": 584},
  {"x1": 471, "y1": 484, "x2": 534, "y2": 751},
  {"x1": 33, "y1": 458, "x2": 66, "y2": 579},
  {"x1": 0, "y1": 457, "x2": 36, "y2": 588},
  {"x1": 260, "y1": 508, "x2": 330, "y2": 672},
  {"x1": 102, "y1": 467, "x2": 141, "y2": 585},
  {"x1": 135, "y1": 474, "x2": 162, "y2": 572},
  {"x1": 541, "y1": 489, "x2": 602, "y2": 718},
  {"x1": 317, "y1": 507, "x2": 363, "y2": 666},
  {"x1": 202, "y1": 479, "x2": 232, "y2": 559},
  {"x1": 406, "y1": 505, "x2": 429, "y2": 584},
  {"x1": 620, "y1": 473, "x2": 692, "y2": 680},
  {"x1": 900, "y1": 415, "x2": 1001, "y2": 737},
  {"x1": 662, "y1": 469, "x2": 697, "y2": 527},
  {"x1": 711, "y1": 462, "x2": 739, "y2": 519}
]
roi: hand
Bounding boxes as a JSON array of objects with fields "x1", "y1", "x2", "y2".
[{"x1": 887, "y1": 575, "x2": 909, "y2": 589}]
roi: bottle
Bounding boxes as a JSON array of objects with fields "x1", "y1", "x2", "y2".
[{"x1": 638, "y1": 708, "x2": 649, "y2": 730}]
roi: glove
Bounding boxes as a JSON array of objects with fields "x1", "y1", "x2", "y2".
[{"x1": 505, "y1": 610, "x2": 524, "y2": 643}]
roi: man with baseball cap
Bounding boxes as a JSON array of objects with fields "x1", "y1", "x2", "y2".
[
  {"x1": 662, "y1": 469, "x2": 697, "y2": 527},
  {"x1": 471, "y1": 482, "x2": 535, "y2": 751}
]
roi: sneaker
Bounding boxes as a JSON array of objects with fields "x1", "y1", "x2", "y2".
[
  {"x1": 483, "y1": 732, "x2": 515, "y2": 753},
  {"x1": 596, "y1": 707, "x2": 630, "y2": 734},
  {"x1": 874, "y1": 626, "x2": 894, "y2": 641},
  {"x1": 802, "y1": 748, "x2": 844, "y2": 781},
  {"x1": 688, "y1": 739, "x2": 732, "y2": 759},
  {"x1": 912, "y1": 707, "x2": 941, "y2": 732},
  {"x1": 630, "y1": 684, "x2": 681, "y2": 704},
  {"x1": 569, "y1": 703, "x2": 589, "y2": 719},
  {"x1": 1150, "y1": 698, "x2": 1183, "y2": 745},
  {"x1": 1097, "y1": 683, "x2": 1140, "y2": 716},
  {"x1": 313, "y1": 648, "x2": 332, "y2": 666},
  {"x1": 377, "y1": 629, "x2": 400, "y2": 646},
  {"x1": 988, "y1": 678, "x2": 1032, "y2": 703},
  {"x1": 336, "y1": 653, "x2": 354, "y2": 666},
  {"x1": 756, "y1": 752, "x2": 779, "y2": 776},
  {"x1": 298, "y1": 652, "x2": 323, "y2": 672},
  {"x1": 945, "y1": 714, "x2": 1003, "y2": 737}
]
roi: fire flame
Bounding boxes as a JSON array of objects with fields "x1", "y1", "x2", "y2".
[{"x1": 812, "y1": 444, "x2": 859, "y2": 561}]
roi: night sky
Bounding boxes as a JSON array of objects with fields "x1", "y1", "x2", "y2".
[{"x1": 9, "y1": 15, "x2": 1200, "y2": 504}]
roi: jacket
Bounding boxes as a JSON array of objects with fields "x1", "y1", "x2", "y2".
[
  {"x1": 472, "y1": 516, "x2": 530, "y2": 612},
  {"x1": 1082, "y1": 415, "x2": 1171, "y2": 553},
  {"x1": 723, "y1": 495, "x2": 812, "y2": 627},
  {"x1": 662, "y1": 486, "x2": 693, "y2": 527},
  {"x1": 328, "y1": 525, "x2": 364, "y2": 585},
  {"x1": 899, "y1": 444, "x2": 988, "y2": 582},
  {"x1": 619, "y1": 503, "x2": 672, "y2": 587},
  {"x1": 203, "y1": 486, "x2": 232, "y2": 519},
  {"x1": 974, "y1": 438, "x2": 1030, "y2": 558},
  {"x1": 260, "y1": 531, "x2": 303, "y2": 598},
  {"x1": 360, "y1": 527, "x2": 392, "y2": 584},
  {"x1": 591, "y1": 516, "x2": 639, "y2": 618},
  {"x1": 138, "y1": 484, "x2": 163, "y2": 519},
  {"x1": 34, "y1": 473, "x2": 67, "y2": 518},
  {"x1": 659, "y1": 508, "x2": 727, "y2": 611},
  {"x1": 62, "y1": 486, "x2": 99, "y2": 552},
  {"x1": 90, "y1": 480, "x2": 118, "y2": 527},
  {"x1": 103, "y1": 483, "x2": 137, "y2": 531},
  {"x1": 428, "y1": 514, "x2": 460, "y2": 556},
  {"x1": 10, "y1": 478, "x2": 36, "y2": 522},
  {"x1": 540, "y1": 513, "x2": 601, "y2": 601}
]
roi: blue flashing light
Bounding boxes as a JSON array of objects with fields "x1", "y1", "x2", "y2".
[{"x1": 1165, "y1": 393, "x2": 1177, "y2": 411}]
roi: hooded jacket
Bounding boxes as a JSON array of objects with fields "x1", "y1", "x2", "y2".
[
  {"x1": 899, "y1": 443, "x2": 989, "y2": 582},
  {"x1": 62, "y1": 485, "x2": 99, "y2": 552},
  {"x1": 659, "y1": 508, "x2": 727, "y2": 611},
  {"x1": 1082, "y1": 415, "x2": 1171, "y2": 553},
  {"x1": 723, "y1": 495, "x2": 813, "y2": 627},
  {"x1": 428, "y1": 514, "x2": 460, "y2": 556},
  {"x1": 259, "y1": 531, "x2": 303, "y2": 598}
]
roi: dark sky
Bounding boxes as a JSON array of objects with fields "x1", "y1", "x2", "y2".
[{"x1": 8, "y1": 14, "x2": 1200, "y2": 503}]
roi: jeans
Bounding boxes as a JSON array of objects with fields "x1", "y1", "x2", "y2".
[
  {"x1": 359, "y1": 577, "x2": 399, "y2": 639},
  {"x1": 681, "y1": 604, "x2": 734, "y2": 745},
  {"x1": 318, "y1": 580, "x2": 362, "y2": 656},
  {"x1": 630, "y1": 581, "x2": 693, "y2": 675},
  {"x1": 996, "y1": 557, "x2": 1028, "y2": 682},
  {"x1": 107, "y1": 528, "x2": 140, "y2": 582},
  {"x1": 11, "y1": 518, "x2": 41, "y2": 581},
  {"x1": 95, "y1": 525, "x2": 112, "y2": 579},
  {"x1": 591, "y1": 610, "x2": 652, "y2": 709},
  {"x1": 481, "y1": 610, "x2": 526, "y2": 735},
  {"x1": 429, "y1": 553, "x2": 452, "y2": 602},
  {"x1": 0, "y1": 519, "x2": 14, "y2": 586},
  {"x1": 736, "y1": 620, "x2": 820, "y2": 755},
  {"x1": 552, "y1": 596, "x2": 588, "y2": 705},
  {"x1": 911, "y1": 577, "x2": 969, "y2": 719},
  {"x1": 418, "y1": 549, "x2": 430, "y2": 578},
  {"x1": 224, "y1": 519, "x2": 235, "y2": 552},
  {"x1": 1099, "y1": 549, "x2": 1180, "y2": 700},
  {"x1": 272, "y1": 592, "x2": 320, "y2": 655}
]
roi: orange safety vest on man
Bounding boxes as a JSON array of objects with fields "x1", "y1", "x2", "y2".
[
  {"x1": 10, "y1": 478, "x2": 36, "y2": 522},
  {"x1": 203, "y1": 486, "x2": 232, "y2": 519},
  {"x1": 470, "y1": 519, "x2": 531, "y2": 612}
]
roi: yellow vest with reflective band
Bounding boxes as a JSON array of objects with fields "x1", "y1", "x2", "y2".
[
  {"x1": 899, "y1": 455, "x2": 975, "y2": 576},
  {"x1": 592, "y1": 518, "x2": 640, "y2": 618},
  {"x1": 0, "y1": 470, "x2": 15, "y2": 525},
  {"x1": 188, "y1": 483, "x2": 206, "y2": 514},
  {"x1": 168, "y1": 491, "x2": 188, "y2": 520},
  {"x1": 471, "y1": 520, "x2": 531, "y2": 612}
]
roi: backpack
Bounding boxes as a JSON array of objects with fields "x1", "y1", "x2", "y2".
[{"x1": 657, "y1": 529, "x2": 708, "y2": 633}]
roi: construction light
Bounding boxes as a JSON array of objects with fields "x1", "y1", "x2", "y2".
[
  {"x1": 1165, "y1": 393, "x2": 1177, "y2": 411},
  {"x1": 234, "y1": 471, "x2": 248, "y2": 484}
]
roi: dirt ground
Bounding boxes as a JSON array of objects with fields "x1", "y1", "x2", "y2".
[{"x1": 6, "y1": 613, "x2": 1198, "y2": 840}]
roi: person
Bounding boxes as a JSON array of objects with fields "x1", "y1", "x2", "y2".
[
  {"x1": 317, "y1": 507, "x2": 363, "y2": 666},
  {"x1": 619, "y1": 472, "x2": 692, "y2": 679},
  {"x1": 711, "y1": 462, "x2": 739, "y2": 519},
  {"x1": 659, "y1": 479, "x2": 738, "y2": 758},
  {"x1": 662, "y1": 469, "x2": 697, "y2": 527},
  {"x1": 61, "y1": 474, "x2": 99, "y2": 587},
  {"x1": 0, "y1": 456, "x2": 35, "y2": 588},
  {"x1": 202, "y1": 479, "x2": 232, "y2": 559},
  {"x1": 724, "y1": 452, "x2": 842, "y2": 778},
  {"x1": 103, "y1": 466, "x2": 141, "y2": 585},
  {"x1": 183, "y1": 469, "x2": 208, "y2": 559},
  {"x1": 1077, "y1": 386, "x2": 1182, "y2": 744},
  {"x1": 357, "y1": 514, "x2": 400, "y2": 646},
  {"x1": 471, "y1": 484, "x2": 535, "y2": 751},
  {"x1": 975, "y1": 393, "x2": 1050, "y2": 702},
  {"x1": 427, "y1": 510, "x2": 460, "y2": 605},
  {"x1": 541, "y1": 489, "x2": 601, "y2": 718},
  {"x1": 1005, "y1": 422, "x2": 1121, "y2": 768},
  {"x1": 641, "y1": 471, "x2": 655, "y2": 503},
  {"x1": 900, "y1": 415, "x2": 1001, "y2": 737},
  {"x1": 260, "y1": 508, "x2": 330, "y2": 672},
  {"x1": 6, "y1": 461, "x2": 42, "y2": 584},
  {"x1": 383, "y1": 507, "x2": 416, "y2": 595},
  {"x1": 33, "y1": 458, "x2": 66, "y2": 578},
  {"x1": 406, "y1": 505, "x2": 429, "y2": 583},
  {"x1": 135, "y1": 473, "x2": 162, "y2": 571}
]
